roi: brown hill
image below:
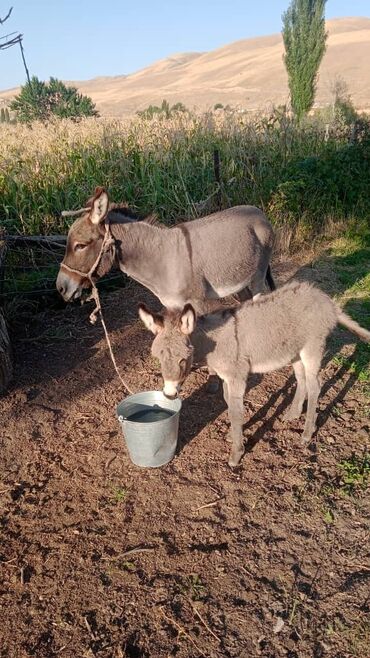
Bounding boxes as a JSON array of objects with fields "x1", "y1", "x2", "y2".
[{"x1": 1, "y1": 17, "x2": 369, "y2": 116}]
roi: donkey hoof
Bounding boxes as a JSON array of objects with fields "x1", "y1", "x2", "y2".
[
  {"x1": 301, "y1": 432, "x2": 313, "y2": 445},
  {"x1": 228, "y1": 450, "x2": 244, "y2": 468},
  {"x1": 206, "y1": 376, "x2": 220, "y2": 394}
]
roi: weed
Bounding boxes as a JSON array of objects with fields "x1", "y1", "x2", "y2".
[
  {"x1": 288, "y1": 597, "x2": 301, "y2": 625},
  {"x1": 323, "y1": 508, "x2": 335, "y2": 524},
  {"x1": 111, "y1": 486, "x2": 127, "y2": 503},
  {"x1": 332, "y1": 345, "x2": 370, "y2": 384},
  {"x1": 320, "y1": 483, "x2": 335, "y2": 498},
  {"x1": 331, "y1": 404, "x2": 342, "y2": 417},
  {"x1": 319, "y1": 453, "x2": 369, "y2": 501},
  {"x1": 339, "y1": 452, "x2": 370, "y2": 494},
  {"x1": 320, "y1": 225, "x2": 370, "y2": 394},
  {"x1": 118, "y1": 560, "x2": 136, "y2": 572},
  {"x1": 326, "y1": 618, "x2": 370, "y2": 657},
  {"x1": 181, "y1": 573, "x2": 208, "y2": 601}
]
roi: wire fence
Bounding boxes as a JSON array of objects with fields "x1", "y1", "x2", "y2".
[
  {"x1": 0, "y1": 237, "x2": 63, "y2": 299},
  {"x1": 0, "y1": 234, "x2": 123, "y2": 302}
]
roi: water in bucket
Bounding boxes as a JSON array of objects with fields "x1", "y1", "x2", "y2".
[{"x1": 128, "y1": 405, "x2": 175, "y2": 424}]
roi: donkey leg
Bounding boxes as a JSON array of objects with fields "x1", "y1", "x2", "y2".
[
  {"x1": 226, "y1": 379, "x2": 246, "y2": 467},
  {"x1": 200, "y1": 298, "x2": 234, "y2": 394},
  {"x1": 265, "y1": 265, "x2": 276, "y2": 291},
  {"x1": 249, "y1": 271, "x2": 266, "y2": 297},
  {"x1": 206, "y1": 369, "x2": 220, "y2": 393},
  {"x1": 300, "y1": 347, "x2": 323, "y2": 444},
  {"x1": 235, "y1": 286, "x2": 253, "y2": 302},
  {"x1": 222, "y1": 379, "x2": 229, "y2": 405},
  {"x1": 284, "y1": 360, "x2": 307, "y2": 421},
  {"x1": 222, "y1": 380, "x2": 233, "y2": 442}
]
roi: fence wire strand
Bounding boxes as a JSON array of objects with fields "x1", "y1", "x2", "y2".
[{"x1": 0, "y1": 237, "x2": 122, "y2": 301}]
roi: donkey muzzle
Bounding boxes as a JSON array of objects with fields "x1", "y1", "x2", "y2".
[
  {"x1": 163, "y1": 391, "x2": 179, "y2": 400},
  {"x1": 56, "y1": 269, "x2": 85, "y2": 302},
  {"x1": 163, "y1": 380, "x2": 181, "y2": 400}
]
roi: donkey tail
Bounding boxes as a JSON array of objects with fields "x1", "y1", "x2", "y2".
[
  {"x1": 265, "y1": 265, "x2": 276, "y2": 291},
  {"x1": 336, "y1": 307, "x2": 370, "y2": 343}
]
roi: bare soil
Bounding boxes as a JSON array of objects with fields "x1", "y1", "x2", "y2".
[{"x1": 0, "y1": 256, "x2": 369, "y2": 658}]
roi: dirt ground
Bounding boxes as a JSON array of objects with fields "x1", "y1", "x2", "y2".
[{"x1": 0, "y1": 254, "x2": 369, "y2": 658}]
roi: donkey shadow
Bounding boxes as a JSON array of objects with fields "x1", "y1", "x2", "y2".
[
  {"x1": 242, "y1": 352, "x2": 363, "y2": 457},
  {"x1": 178, "y1": 381, "x2": 227, "y2": 450}
]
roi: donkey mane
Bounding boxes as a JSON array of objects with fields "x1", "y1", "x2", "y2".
[
  {"x1": 85, "y1": 193, "x2": 160, "y2": 226},
  {"x1": 109, "y1": 203, "x2": 159, "y2": 226}
]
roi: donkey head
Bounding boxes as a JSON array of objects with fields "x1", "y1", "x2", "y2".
[
  {"x1": 56, "y1": 187, "x2": 115, "y2": 301},
  {"x1": 139, "y1": 303, "x2": 196, "y2": 399}
]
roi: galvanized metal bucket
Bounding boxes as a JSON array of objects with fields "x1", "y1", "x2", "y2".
[{"x1": 117, "y1": 390, "x2": 182, "y2": 468}]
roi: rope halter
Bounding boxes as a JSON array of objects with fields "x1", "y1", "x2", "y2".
[{"x1": 60, "y1": 221, "x2": 134, "y2": 395}]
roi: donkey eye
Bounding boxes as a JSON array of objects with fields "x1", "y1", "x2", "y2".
[{"x1": 74, "y1": 243, "x2": 87, "y2": 252}]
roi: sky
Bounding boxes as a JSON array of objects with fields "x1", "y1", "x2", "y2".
[{"x1": 0, "y1": 0, "x2": 369, "y2": 90}]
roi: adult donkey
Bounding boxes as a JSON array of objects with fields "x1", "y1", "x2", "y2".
[{"x1": 56, "y1": 187, "x2": 275, "y2": 311}]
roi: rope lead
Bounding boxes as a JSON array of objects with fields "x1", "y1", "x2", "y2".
[{"x1": 61, "y1": 222, "x2": 135, "y2": 396}]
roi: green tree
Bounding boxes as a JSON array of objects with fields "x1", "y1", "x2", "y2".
[
  {"x1": 171, "y1": 102, "x2": 187, "y2": 113},
  {"x1": 331, "y1": 76, "x2": 358, "y2": 124},
  {"x1": 137, "y1": 99, "x2": 188, "y2": 120},
  {"x1": 282, "y1": 0, "x2": 327, "y2": 121},
  {"x1": 10, "y1": 76, "x2": 98, "y2": 123}
]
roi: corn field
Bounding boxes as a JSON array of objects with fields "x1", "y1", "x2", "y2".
[{"x1": 1, "y1": 109, "x2": 369, "y2": 238}]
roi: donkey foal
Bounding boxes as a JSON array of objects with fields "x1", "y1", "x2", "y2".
[{"x1": 139, "y1": 281, "x2": 370, "y2": 467}]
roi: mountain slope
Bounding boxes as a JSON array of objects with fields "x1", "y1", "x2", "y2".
[{"x1": 1, "y1": 17, "x2": 369, "y2": 116}]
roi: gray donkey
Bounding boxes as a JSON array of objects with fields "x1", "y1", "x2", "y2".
[
  {"x1": 139, "y1": 281, "x2": 370, "y2": 467},
  {"x1": 57, "y1": 187, "x2": 275, "y2": 312}
]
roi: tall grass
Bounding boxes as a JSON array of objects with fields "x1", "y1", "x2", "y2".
[{"x1": 0, "y1": 109, "x2": 369, "y2": 237}]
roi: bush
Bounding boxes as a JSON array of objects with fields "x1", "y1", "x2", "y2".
[
  {"x1": 10, "y1": 76, "x2": 98, "y2": 123},
  {"x1": 269, "y1": 135, "x2": 370, "y2": 226},
  {"x1": 137, "y1": 99, "x2": 188, "y2": 120},
  {"x1": 331, "y1": 76, "x2": 358, "y2": 125}
]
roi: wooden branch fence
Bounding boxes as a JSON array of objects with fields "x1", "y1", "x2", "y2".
[
  {"x1": 0, "y1": 231, "x2": 127, "y2": 394},
  {"x1": 0, "y1": 236, "x2": 12, "y2": 394}
]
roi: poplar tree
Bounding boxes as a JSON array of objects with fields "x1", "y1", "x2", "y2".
[{"x1": 282, "y1": 0, "x2": 327, "y2": 120}]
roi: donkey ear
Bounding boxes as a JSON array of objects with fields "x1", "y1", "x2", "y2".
[
  {"x1": 89, "y1": 187, "x2": 109, "y2": 225},
  {"x1": 180, "y1": 304, "x2": 196, "y2": 335},
  {"x1": 138, "y1": 304, "x2": 163, "y2": 335}
]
